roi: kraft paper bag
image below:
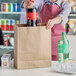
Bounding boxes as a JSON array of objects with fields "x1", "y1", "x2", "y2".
[{"x1": 14, "y1": 24, "x2": 51, "y2": 69}]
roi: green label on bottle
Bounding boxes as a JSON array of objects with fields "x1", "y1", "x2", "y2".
[
  {"x1": 58, "y1": 44, "x2": 70, "y2": 62},
  {"x1": 58, "y1": 44, "x2": 69, "y2": 53}
]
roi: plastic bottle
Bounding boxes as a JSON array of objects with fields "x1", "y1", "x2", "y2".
[
  {"x1": 58, "y1": 32, "x2": 70, "y2": 63},
  {"x1": 26, "y1": 0, "x2": 38, "y2": 27}
]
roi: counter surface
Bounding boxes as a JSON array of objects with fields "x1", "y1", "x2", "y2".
[{"x1": 0, "y1": 67, "x2": 76, "y2": 76}]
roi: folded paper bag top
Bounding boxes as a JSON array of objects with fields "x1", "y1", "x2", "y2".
[
  {"x1": 14, "y1": 23, "x2": 51, "y2": 69},
  {"x1": 15, "y1": 23, "x2": 47, "y2": 27}
]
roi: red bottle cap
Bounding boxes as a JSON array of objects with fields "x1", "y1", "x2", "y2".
[{"x1": 30, "y1": 0, "x2": 34, "y2": 2}]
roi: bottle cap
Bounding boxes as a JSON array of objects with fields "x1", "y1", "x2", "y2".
[
  {"x1": 30, "y1": 0, "x2": 34, "y2": 2},
  {"x1": 62, "y1": 32, "x2": 65, "y2": 36}
]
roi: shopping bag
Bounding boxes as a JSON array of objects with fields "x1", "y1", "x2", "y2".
[{"x1": 14, "y1": 24, "x2": 51, "y2": 69}]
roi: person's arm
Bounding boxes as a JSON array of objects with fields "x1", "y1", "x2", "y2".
[
  {"x1": 46, "y1": 16, "x2": 62, "y2": 29},
  {"x1": 20, "y1": 0, "x2": 43, "y2": 24},
  {"x1": 21, "y1": 0, "x2": 43, "y2": 11},
  {"x1": 21, "y1": 0, "x2": 25, "y2": 8},
  {"x1": 46, "y1": 1, "x2": 71, "y2": 30}
]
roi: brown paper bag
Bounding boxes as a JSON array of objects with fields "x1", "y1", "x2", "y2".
[{"x1": 14, "y1": 24, "x2": 51, "y2": 69}]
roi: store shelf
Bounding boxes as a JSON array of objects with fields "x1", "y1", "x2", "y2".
[
  {"x1": 0, "y1": 46, "x2": 14, "y2": 50},
  {"x1": 0, "y1": 12, "x2": 76, "y2": 16},
  {"x1": 69, "y1": 13, "x2": 76, "y2": 16},
  {"x1": 2, "y1": 31, "x2": 14, "y2": 34},
  {"x1": 70, "y1": 12, "x2": 76, "y2": 14},
  {"x1": 0, "y1": 12, "x2": 25, "y2": 14}
]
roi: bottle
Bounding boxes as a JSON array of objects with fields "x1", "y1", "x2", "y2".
[
  {"x1": 26, "y1": 0, "x2": 38, "y2": 27},
  {"x1": 58, "y1": 32, "x2": 70, "y2": 63}
]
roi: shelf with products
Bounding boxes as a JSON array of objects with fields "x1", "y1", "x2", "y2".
[
  {"x1": 0, "y1": 18, "x2": 20, "y2": 33},
  {"x1": 66, "y1": 18, "x2": 76, "y2": 35},
  {"x1": 0, "y1": 12, "x2": 76, "y2": 16},
  {"x1": 0, "y1": 2, "x2": 23, "y2": 14},
  {"x1": 0, "y1": 0, "x2": 22, "y2": 50},
  {"x1": 0, "y1": 30, "x2": 14, "y2": 50},
  {"x1": 69, "y1": 13, "x2": 76, "y2": 17},
  {"x1": 0, "y1": 0, "x2": 22, "y2": 12},
  {"x1": 69, "y1": 0, "x2": 76, "y2": 15},
  {"x1": 65, "y1": 0, "x2": 76, "y2": 35}
]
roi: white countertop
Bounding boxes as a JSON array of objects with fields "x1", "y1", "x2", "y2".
[
  {"x1": 0, "y1": 67, "x2": 76, "y2": 76},
  {"x1": 0, "y1": 61, "x2": 76, "y2": 76}
]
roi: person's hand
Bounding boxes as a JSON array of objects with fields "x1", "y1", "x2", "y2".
[
  {"x1": 46, "y1": 16, "x2": 62, "y2": 30},
  {"x1": 23, "y1": 0, "x2": 34, "y2": 8},
  {"x1": 46, "y1": 19, "x2": 55, "y2": 30}
]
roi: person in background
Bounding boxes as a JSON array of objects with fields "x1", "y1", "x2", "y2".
[
  {"x1": 20, "y1": 0, "x2": 71, "y2": 61},
  {"x1": 0, "y1": 28, "x2": 4, "y2": 45}
]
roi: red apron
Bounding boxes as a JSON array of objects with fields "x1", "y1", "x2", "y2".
[{"x1": 39, "y1": 3, "x2": 65, "y2": 61}]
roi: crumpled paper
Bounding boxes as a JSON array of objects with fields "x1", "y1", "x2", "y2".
[{"x1": 52, "y1": 60, "x2": 76, "y2": 74}]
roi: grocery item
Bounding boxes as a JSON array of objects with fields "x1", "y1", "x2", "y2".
[
  {"x1": 17, "y1": 4, "x2": 21, "y2": 12},
  {"x1": 1, "y1": 3, "x2": 21, "y2": 12},
  {"x1": 1, "y1": 54, "x2": 11, "y2": 69},
  {"x1": 58, "y1": 32, "x2": 70, "y2": 63},
  {"x1": 10, "y1": 19, "x2": 15, "y2": 31},
  {"x1": 66, "y1": 19, "x2": 76, "y2": 35},
  {"x1": 73, "y1": 5, "x2": 76, "y2": 12},
  {"x1": 0, "y1": 19, "x2": 1, "y2": 28},
  {"x1": 7, "y1": 19, "x2": 11, "y2": 31},
  {"x1": 4, "y1": 34, "x2": 11, "y2": 46},
  {"x1": 3, "y1": 54, "x2": 11, "y2": 62},
  {"x1": 1, "y1": 19, "x2": 8, "y2": 31},
  {"x1": 16, "y1": 20, "x2": 20, "y2": 24},
  {"x1": 9, "y1": 37, "x2": 14, "y2": 46},
  {"x1": 4, "y1": 35, "x2": 9, "y2": 46},
  {"x1": 1, "y1": 19, "x2": 5, "y2": 30},
  {"x1": 26, "y1": 0, "x2": 38, "y2": 26},
  {"x1": 9, "y1": 3, "x2": 13, "y2": 12},
  {"x1": 4, "y1": 19, "x2": 7, "y2": 31},
  {"x1": 1, "y1": 3, "x2": 5, "y2": 11},
  {"x1": 0, "y1": 19, "x2": 19, "y2": 31},
  {"x1": 13, "y1": 3, "x2": 17, "y2": 12},
  {"x1": 26, "y1": 8, "x2": 38, "y2": 26},
  {"x1": 52, "y1": 60, "x2": 76, "y2": 74},
  {"x1": 4, "y1": 3, "x2": 9, "y2": 12}
]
